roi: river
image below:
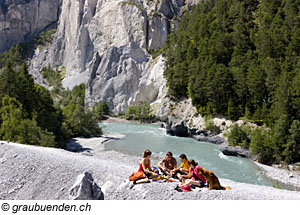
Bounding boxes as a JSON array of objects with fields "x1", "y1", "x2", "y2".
[{"x1": 101, "y1": 122, "x2": 273, "y2": 187}]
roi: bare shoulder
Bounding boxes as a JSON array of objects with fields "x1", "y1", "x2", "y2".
[{"x1": 141, "y1": 158, "x2": 150, "y2": 164}]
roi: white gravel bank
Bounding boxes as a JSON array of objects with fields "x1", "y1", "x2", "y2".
[
  {"x1": 0, "y1": 138, "x2": 300, "y2": 200},
  {"x1": 255, "y1": 162, "x2": 300, "y2": 191}
]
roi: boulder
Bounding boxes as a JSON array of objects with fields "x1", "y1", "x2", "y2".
[
  {"x1": 166, "y1": 121, "x2": 189, "y2": 137},
  {"x1": 188, "y1": 129, "x2": 212, "y2": 136},
  {"x1": 219, "y1": 144, "x2": 252, "y2": 158},
  {"x1": 69, "y1": 172, "x2": 104, "y2": 200},
  {"x1": 192, "y1": 135, "x2": 225, "y2": 145},
  {"x1": 166, "y1": 117, "x2": 225, "y2": 143},
  {"x1": 188, "y1": 128, "x2": 200, "y2": 136}
]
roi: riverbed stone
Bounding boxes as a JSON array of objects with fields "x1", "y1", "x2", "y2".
[
  {"x1": 69, "y1": 171, "x2": 104, "y2": 200},
  {"x1": 219, "y1": 144, "x2": 252, "y2": 158},
  {"x1": 192, "y1": 135, "x2": 225, "y2": 145},
  {"x1": 166, "y1": 121, "x2": 189, "y2": 137}
]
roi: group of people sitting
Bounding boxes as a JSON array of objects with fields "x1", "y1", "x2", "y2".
[{"x1": 130, "y1": 149, "x2": 207, "y2": 190}]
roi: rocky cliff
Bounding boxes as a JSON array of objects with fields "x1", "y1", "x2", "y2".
[
  {"x1": 1, "y1": 0, "x2": 219, "y2": 135},
  {"x1": 0, "y1": 0, "x2": 202, "y2": 112},
  {"x1": 0, "y1": 0, "x2": 254, "y2": 157},
  {"x1": 0, "y1": 0, "x2": 61, "y2": 52},
  {"x1": 27, "y1": 0, "x2": 197, "y2": 112}
]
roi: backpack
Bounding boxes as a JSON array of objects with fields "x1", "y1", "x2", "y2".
[{"x1": 129, "y1": 171, "x2": 146, "y2": 181}]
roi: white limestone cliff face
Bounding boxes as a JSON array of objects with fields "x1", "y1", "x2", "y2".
[
  {"x1": 28, "y1": 0, "x2": 197, "y2": 112},
  {"x1": 135, "y1": 55, "x2": 167, "y2": 105},
  {"x1": 0, "y1": 0, "x2": 202, "y2": 113},
  {"x1": 147, "y1": 14, "x2": 169, "y2": 50},
  {"x1": 0, "y1": 0, "x2": 60, "y2": 52}
]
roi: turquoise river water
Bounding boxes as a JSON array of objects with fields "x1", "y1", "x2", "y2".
[{"x1": 101, "y1": 122, "x2": 273, "y2": 187}]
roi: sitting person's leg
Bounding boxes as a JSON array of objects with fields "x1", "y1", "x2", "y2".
[
  {"x1": 158, "y1": 166, "x2": 168, "y2": 175},
  {"x1": 176, "y1": 170, "x2": 188, "y2": 179},
  {"x1": 135, "y1": 177, "x2": 150, "y2": 184},
  {"x1": 148, "y1": 172, "x2": 159, "y2": 179},
  {"x1": 187, "y1": 179, "x2": 204, "y2": 187},
  {"x1": 134, "y1": 172, "x2": 153, "y2": 185},
  {"x1": 179, "y1": 179, "x2": 205, "y2": 188},
  {"x1": 179, "y1": 179, "x2": 192, "y2": 187},
  {"x1": 170, "y1": 170, "x2": 177, "y2": 179}
]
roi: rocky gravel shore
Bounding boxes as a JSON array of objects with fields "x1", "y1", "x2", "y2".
[
  {"x1": 255, "y1": 162, "x2": 300, "y2": 191},
  {"x1": 1, "y1": 137, "x2": 300, "y2": 200}
]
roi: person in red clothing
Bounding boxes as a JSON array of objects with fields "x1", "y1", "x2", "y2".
[
  {"x1": 178, "y1": 159, "x2": 206, "y2": 188},
  {"x1": 158, "y1": 151, "x2": 177, "y2": 176},
  {"x1": 130, "y1": 149, "x2": 159, "y2": 188}
]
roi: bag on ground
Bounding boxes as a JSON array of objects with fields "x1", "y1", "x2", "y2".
[{"x1": 129, "y1": 171, "x2": 146, "y2": 181}]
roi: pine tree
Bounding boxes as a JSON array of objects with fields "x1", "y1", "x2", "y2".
[
  {"x1": 0, "y1": 61, "x2": 18, "y2": 101},
  {"x1": 34, "y1": 85, "x2": 60, "y2": 133},
  {"x1": 271, "y1": 115, "x2": 290, "y2": 162},
  {"x1": 284, "y1": 120, "x2": 300, "y2": 163},
  {"x1": 16, "y1": 62, "x2": 36, "y2": 118},
  {"x1": 0, "y1": 96, "x2": 25, "y2": 142},
  {"x1": 250, "y1": 128, "x2": 274, "y2": 164}
]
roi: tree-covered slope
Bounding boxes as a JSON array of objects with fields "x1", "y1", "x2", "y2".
[
  {"x1": 0, "y1": 42, "x2": 103, "y2": 148},
  {"x1": 164, "y1": 0, "x2": 300, "y2": 164}
]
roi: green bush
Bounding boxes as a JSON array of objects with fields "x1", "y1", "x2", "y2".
[
  {"x1": 284, "y1": 120, "x2": 300, "y2": 163},
  {"x1": 125, "y1": 103, "x2": 153, "y2": 122},
  {"x1": 228, "y1": 124, "x2": 251, "y2": 149},
  {"x1": 125, "y1": 106, "x2": 138, "y2": 120},
  {"x1": 92, "y1": 101, "x2": 110, "y2": 121},
  {"x1": 41, "y1": 65, "x2": 63, "y2": 87},
  {"x1": 204, "y1": 115, "x2": 220, "y2": 135},
  {"x1": 148, "y1": 48, "x2": 164, "y2": 59},
  {"x1": 0, "y1": 96, "x2": 56, "y2": 147},
  {"x1": 249, "y1": 118, "x2": 300, "y2": 165},
  {"x1": 250, "y1": 128, "x2": 274, "y2": 165},
  {"x1": 18, "y1": 119, "x2": 57, "y2": 147},
  {"x1": 0, "y1": 96, "x2": 26, "y2": 142},
  {"x1": 35, "y1": 28, "x2": 57, "y2": 48},
  {"x1": 63, "y1": 104, "x2": 102, "y2": 138},
  {"x1": 0, "y1": 45, "x2": 24, "y2": 68}
]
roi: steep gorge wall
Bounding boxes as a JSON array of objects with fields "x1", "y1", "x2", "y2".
[
  {"x1": 0, "y1": 0, "x2": 199, "y2": 112},
  {"x1": 0, "y1": 0, "x2": 61, "y2": 52},
  {"x1": 28, "y1": 0, "x2": 198, "y2": 112}
]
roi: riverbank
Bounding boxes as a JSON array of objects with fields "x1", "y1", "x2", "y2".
[
  {"x1": 102, "y1": 119, "x2": 300, "y2": 191},
  {"x1": 152, "y1": 98, "x2": 300, "y2": 191},
  {"x1": 1, "y1": 138, "x2": 300, "y2": 200},
  {"x1": 65, "y1": 133, "x2": 126, "y2": 156},
  {"x1": 255, "y1": 162, "x2": 300, "y2": 191},
  {"x1": 102, "y1": 117, "x2": 140, "y2": 124}
]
